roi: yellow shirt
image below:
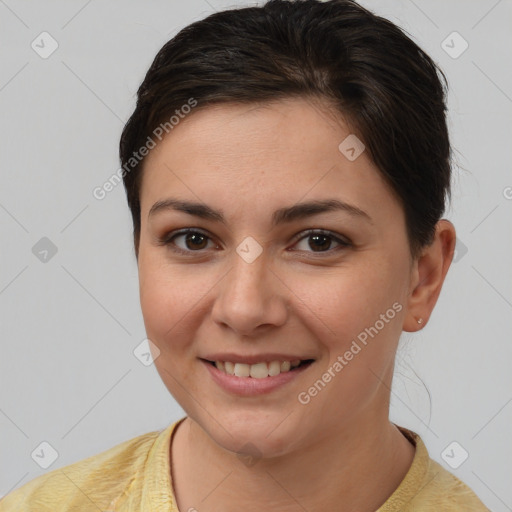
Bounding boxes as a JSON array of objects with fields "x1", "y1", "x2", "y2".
[{"x1": 0, "y1": 417, "x2": 489, "y2": 511}]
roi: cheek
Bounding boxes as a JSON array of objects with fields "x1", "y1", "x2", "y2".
[
  {"x1": 294, "y1": 269, "x2": 404, "y2": 418},
  {"x1": 138, "y1": 255, "x2": 208, "y2": 401},
  {"x1": 291, "y1": 260, "x2": 405, "y2": 350},
  {"x1": 138, "y1": 253, "x2": 188, "y2": 351},
  {"x1": 138, "y1": 252, "x2": 216, "y2": 356}
]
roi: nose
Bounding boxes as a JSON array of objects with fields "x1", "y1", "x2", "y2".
[{"x1": 210, "y1": 245, "x2": 289, "y2": 336}]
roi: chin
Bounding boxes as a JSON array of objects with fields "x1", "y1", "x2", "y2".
[{"x1": 192, "y1": 407, "x2": 302, "y2": 460}]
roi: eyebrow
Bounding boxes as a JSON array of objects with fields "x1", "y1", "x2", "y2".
[{"x1": 148, "y1": 197, "x2": 373, "y2": 226}]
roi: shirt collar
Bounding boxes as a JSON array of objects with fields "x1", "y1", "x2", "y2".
[
  {"x1": 139, "y1": 419, "x2": 430, "y2": 512},
  {"x1": 376, "y1": 425, "x2": 432, "y2": 511},
  {"x1": 141, "y1": 416, "x2": 186, "y2": 511}
]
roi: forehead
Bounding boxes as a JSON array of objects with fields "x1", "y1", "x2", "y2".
[{"x1": 139, "y1": 98, "x2": 400, "y2": 225}]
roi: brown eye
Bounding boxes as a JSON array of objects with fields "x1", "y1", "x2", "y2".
[
  {"x1": 293, "y1": 230, "x2": 351, "y2": 254},
  {"x1": 162, "y1": 229, "x2": 216, "y2": 254},
  {"x1": 181, "y1": 232, "x2": 209, "y2": 250},
  {"x1": 308, "y1": 234, "x2": 332, "y2": 252}
]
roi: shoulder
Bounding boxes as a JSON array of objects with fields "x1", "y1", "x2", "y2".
[
  {"x1": 0, "y1": 428, "x2": 162, "y2": 512},
  {"x1": 415, "y1": 457, "x2": 490, "y2": 511},
  {"x1": 379, "y1": 428, "x2": 490, "y2": 512}
]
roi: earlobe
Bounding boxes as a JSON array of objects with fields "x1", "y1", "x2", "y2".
[{"x1": 403, "y1": 220, "x2": 456, "y2": 332}]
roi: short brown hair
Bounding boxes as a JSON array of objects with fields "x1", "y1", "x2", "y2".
[{"x1": 119, "y1": 0, "x2": 451, "y2": 258}]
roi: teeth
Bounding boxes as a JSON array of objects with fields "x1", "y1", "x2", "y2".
[
  {"x1": 234, "y1": 363, "x2": 250, "y2": 377},
  {"x1": 213, "y1": 359, "x2": 309, "y2": 378},
  {"x1": 268, "y1": 361, "x2": 281, "y2": 376},
  {"x1": 249, "y1": 362, "x2": 269, "y2": 379},
  {"x1": 224, "y1": 361, "x2": 235, "y2": 375}
]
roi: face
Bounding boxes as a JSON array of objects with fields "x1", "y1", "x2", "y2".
[{"x1": 137, "y1": 97, "x2": 415, "y2": 457}]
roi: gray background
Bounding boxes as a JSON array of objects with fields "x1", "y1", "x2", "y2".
[{"x1": 1, "y1": 0, "x2": 511, "y2": 510}]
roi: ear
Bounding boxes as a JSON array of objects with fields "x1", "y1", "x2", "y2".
[{"x1": 403, "y1": 219, "x2": 456, "y2": 332}]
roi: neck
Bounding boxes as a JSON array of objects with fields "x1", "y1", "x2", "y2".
[{"x1": 170, "y1": 412, "x2": 415, "y2": 512}]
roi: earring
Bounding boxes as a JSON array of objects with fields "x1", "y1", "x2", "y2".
[{"x1": 417, "y1": 318, "x2": 423, "y2": 325}]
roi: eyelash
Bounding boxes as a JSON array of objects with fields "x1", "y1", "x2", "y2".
[{"x1": 158, "y1": 228, "x2": 351, "y2": 257}]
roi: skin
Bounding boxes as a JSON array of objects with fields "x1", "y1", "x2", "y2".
[{"x1": 136, "y1": 97, "x2": 456, "y2": 512}]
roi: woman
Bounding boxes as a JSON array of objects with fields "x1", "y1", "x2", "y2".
[{"x1": 0, "y1": 0, "x2": 490, "y2": 510}]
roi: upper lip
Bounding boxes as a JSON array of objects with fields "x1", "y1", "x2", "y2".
[{"x1": 201, "y1": 353, "x2": 315, "y2": 365}]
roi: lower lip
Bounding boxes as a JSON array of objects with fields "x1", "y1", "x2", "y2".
[{"x1": 201, "y1": 359, "x2": 313, "y2": 396}]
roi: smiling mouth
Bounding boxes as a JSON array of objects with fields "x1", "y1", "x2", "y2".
[{"x1": 202, "y1": 359, "x2": 315, "y2": 378}]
